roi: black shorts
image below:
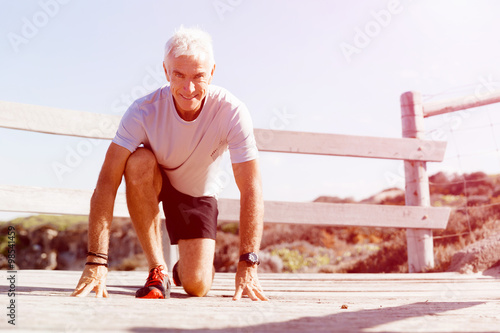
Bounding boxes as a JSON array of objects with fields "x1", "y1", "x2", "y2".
[{"x1": 158, "y1": 171, "x2": 218, "y2": 245}]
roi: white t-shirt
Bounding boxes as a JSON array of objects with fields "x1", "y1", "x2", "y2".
[{"x1": 112, "y1": 84, "x2": 258, "y2": 198}]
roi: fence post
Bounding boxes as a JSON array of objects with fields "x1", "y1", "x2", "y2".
[
  {"x1": 162, "y1": 222, "x2": 179, "y2": 271},
  {"x1": 401, "y1": 91, "x2": 434, "y2": 272}
]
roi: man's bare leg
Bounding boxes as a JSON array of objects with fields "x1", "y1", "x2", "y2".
[
  {"x1": 124, "y1": 148, "x2": 215, "y2": 296},
  {"x1": 177, "y1": 238, "x2": 216, "y2": 297},
  {"x1": 124, "y1": 148, "x2": 166, "y2": 270}
]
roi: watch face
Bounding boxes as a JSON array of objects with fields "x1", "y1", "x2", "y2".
[{"x1": 240, "y1": 252, "x2": 259, "y2": 265}]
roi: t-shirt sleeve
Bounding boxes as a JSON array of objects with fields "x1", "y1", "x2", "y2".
[
  {"x1": 227, "y1": 103, "x2": 259, "y2": 164},
  {"x1": 112, "y1": 102, "x2": 146, "y2": 153}
]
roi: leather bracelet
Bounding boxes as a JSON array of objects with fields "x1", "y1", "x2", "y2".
[
  {"x1": 87, "y1": 251, "x2": 108, "y2": 260},
  {"x1": 85, "y1": 262, "x2": 108, "y2": 268}
]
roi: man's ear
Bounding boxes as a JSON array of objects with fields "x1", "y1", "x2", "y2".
[
  {"x1": 163, "y1": 62, "x2": 170, "y2": 82},
  {"x1": 208, "y1": 63, "x2": 216, "y2": 84}
]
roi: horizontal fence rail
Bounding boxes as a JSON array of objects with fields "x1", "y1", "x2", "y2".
[
  {"x1": 422, "y1": 89, "x2": 500, "y2": 118},
  {"x1": 0, "y1": 185, "x2": 450, "y2": 229},
  {"x1": 0, "y1": 100, "x2": 446, "y2": 162},
  {"x1": 0, "y1": 101, "x2": 121, "y2": 139},
  {"x1": 253, "y1": 129, "x2": 446, "y2": 161}
]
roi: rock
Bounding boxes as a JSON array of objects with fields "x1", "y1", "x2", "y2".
[
  {"x1": 447, "y1": 233, "x2": 500, "y2": 273},
  {"x1": 0, "y1": 220, "x2": 146, "y2": 271},
  {"x1": 23, "y1": 225, "x2": 60, "y2": 269},
  {"x1": 214, "y1": 231, "x2": 239, "y2": 272},
  {"x1": 483, "y1": 264, "x2": 500, "y2": 277},
  {"x1": 52, "y1": 223, "x2": 88, "y2": 270}
]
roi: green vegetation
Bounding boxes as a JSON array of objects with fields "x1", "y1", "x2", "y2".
[
  {"x1": 0, "y1": 234, "x2": 11, "y2": 255},
  {"x1": 7, "y1": 214, "x2": 87, "y2": 231},
  {"x1": 220, "y1": 222, "x2": 239, "y2": 235},
  {"x1": 271, "y1": 247, "x2": 330, "y2": 273}
]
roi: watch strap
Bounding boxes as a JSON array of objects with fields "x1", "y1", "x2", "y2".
[{"x1": 239, "y1": 252, "x2": 260, "y2": 265}]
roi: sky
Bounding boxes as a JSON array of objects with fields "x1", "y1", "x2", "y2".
[{"x1": 2, "y1": 0, "x2": 500, "y2": 221}]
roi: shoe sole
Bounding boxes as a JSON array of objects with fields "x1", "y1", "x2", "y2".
[{"x1": 137, "y1": 288, "x2": 165, "y2": 299}]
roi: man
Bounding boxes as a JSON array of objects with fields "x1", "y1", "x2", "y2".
[{"x1": 71, "y1": 26, "x2": 267, "y2": 301}]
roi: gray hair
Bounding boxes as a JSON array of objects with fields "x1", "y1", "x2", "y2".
[{"x1": 164, "y1": 26, "x2": 215, "y2": 66}]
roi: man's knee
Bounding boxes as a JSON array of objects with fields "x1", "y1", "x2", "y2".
[
  {"x1": 124, "y1": 148, "x2": 158, "y2": 185},
  {"x1": 179, "y1": 265, "x2": 215, "y2": 297},
  {"x1": 177, "y1": 239, "x2": 215, "y2": 297}
]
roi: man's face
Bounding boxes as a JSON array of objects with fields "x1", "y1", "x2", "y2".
[{"x1": 164, "y1": 54, "x2": 215, "y2": 120}]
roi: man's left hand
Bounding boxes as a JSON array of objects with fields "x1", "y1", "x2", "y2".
[{"x1": 233, "y1": 261, "x2": 268, "y2": 301}]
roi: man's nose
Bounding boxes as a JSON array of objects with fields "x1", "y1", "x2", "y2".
[{"x1": 184, "y1": 80, "x2": 195, "y2": 94}]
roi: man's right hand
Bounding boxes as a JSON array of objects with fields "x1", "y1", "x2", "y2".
[{"x1": 71, "y1": 265, "x2": 109, "y2": 298}]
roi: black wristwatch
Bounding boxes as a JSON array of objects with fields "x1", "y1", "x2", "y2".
[{"x1": 239, "y1": 252, "x2": 260, "y2": 265}]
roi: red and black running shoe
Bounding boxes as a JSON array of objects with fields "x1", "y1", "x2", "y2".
[{"x1": 135, "y1": 265, "x2": 170, "y2": 299}]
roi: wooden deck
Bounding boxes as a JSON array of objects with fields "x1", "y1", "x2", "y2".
[{"x1": 2, "y1": 268, "x2": 500, "y2": 332}]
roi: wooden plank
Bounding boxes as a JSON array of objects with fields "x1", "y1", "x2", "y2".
[
  {"x1": 258, "y1": 200, "x2": 449, "y2": 229},
  {"x1": 219, "y1": 198, "x2": 450, "y2": 229},
  {"x1": 0, "y1": 100, "x2": 121, "y2": 139},
  {"x1": 422, "y1": 89, "x2": 500, "y2": 118},
  {"x1": 0, "y1": 184, "x2": 179, "y2": 267},
  {"x1": 254, "y1": 129, "x2": 446, "y2": 161},
  {"x1": 0, "y1": 185, "x2": 450, "y2": 229},
  {"x1": 11, "y1": 270, "x2": 500, "y2": 333},
  {"x1": 0, "y1": 100, "x2": 446, "y2": 162},
  {"x1": 401, "y1": 91, "x2": 434, "y2": 272},
  {"x1": 0, "y1": 185, "x2": 129, "y2": 217}
]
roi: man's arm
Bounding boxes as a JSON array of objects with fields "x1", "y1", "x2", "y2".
[
  {"x1": 231, "y1": 159, "x2": 268, "y2": 301},
  {"x1": 71, "y1": 143, "x2": 131, "y2": 297}
]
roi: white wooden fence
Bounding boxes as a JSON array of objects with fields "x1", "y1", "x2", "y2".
[
  {"x1": 1, "y1": 93, "x2": 472, "y2": 272},
  {"x1": 401, "y1": 89, "x2": 500, "y2": 272}
]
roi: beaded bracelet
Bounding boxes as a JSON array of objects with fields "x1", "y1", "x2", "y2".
[{"x1": 85, "y1": 262, "x2": 108, "y2": 268}]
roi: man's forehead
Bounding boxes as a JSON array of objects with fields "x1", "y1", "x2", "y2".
[{"x1": 166, "y1": 54, "x2": 212, "y2": 72}]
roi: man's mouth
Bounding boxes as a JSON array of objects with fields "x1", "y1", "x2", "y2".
[{"x1": 180, "y1": 94, "x2": 197, "y2": 101}]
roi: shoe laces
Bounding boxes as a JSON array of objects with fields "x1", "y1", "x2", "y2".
[{"x1": 145, "y1": 265, "x2": 165, "y2": 287}]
